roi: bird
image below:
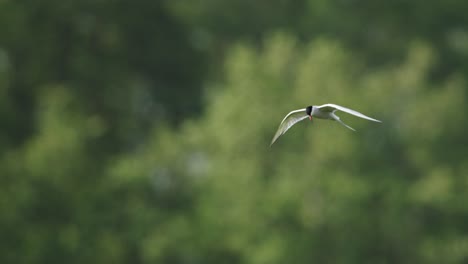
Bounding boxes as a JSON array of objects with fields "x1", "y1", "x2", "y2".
[{"x1": 270, "y1": 104, "x2": 381, "y2": 146}]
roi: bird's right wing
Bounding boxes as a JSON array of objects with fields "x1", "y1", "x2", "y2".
[
  {"x1": 318, "y1": 104, "x2": 382, "y2": 123},
  {"x1": 270, "y1": 109, "x2": 308, "y2": 146}
]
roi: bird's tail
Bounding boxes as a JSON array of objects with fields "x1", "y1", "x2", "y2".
[{"x1": 332, "y1": 113, "x2": 355, "y2": 131}]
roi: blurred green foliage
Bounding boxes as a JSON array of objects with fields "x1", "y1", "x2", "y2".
[{"x1": 1, "y1": 0, "x2": 468, "y2": 263}]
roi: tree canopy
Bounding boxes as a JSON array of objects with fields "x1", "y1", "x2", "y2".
[{"x1": 1, "y1": 1, "x2": 468, "y2": 263}]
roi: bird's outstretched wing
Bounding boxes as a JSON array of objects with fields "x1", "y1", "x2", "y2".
[
  {"x1": 270, "y1": 109, "x2": 308, "y2": 146},
  {"x1": 317, "y1": 104, "x2": 382, "y2": 123}
]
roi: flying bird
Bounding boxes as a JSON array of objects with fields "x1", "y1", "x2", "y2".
[{"x1": 270, "y1": 104, "x2": 381, "y2": 146}]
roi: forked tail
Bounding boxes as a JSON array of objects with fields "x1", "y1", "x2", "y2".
[{"x1": 331, "y1": 113, "x2": 356, "y2": 131}]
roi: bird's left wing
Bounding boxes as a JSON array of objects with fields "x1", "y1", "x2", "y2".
[
  {"x1": 270, "y1": 109, "x2": 308, "y2": 146},
  {"x1": 317, "y1": 104, "x2": 382, "y2": 123}
]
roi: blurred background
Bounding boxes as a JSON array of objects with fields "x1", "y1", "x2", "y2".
[{"x1": 1, "y1": 0, "x2": 468, "y2": 263}]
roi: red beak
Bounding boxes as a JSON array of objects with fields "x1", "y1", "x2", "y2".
[{"x1": 309, "y1": 115, "x2": 312, "y2": 121}]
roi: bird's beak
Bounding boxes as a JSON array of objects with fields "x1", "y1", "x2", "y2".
[{"x1": 309, "y1": 115, "x2": 312, "y2": 121}]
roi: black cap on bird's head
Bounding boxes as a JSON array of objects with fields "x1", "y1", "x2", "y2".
[{"x1": 306, "y1": 106, "x2": 313, "y2": 120}]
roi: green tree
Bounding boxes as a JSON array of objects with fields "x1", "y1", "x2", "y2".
[
  {"x1": 0, "y1": 0, "x2": 206, "y2": 150},
  {"x1": 169, "y1": 0, "x2": 468, "y2": 75},
  {"x1": 2, "y1": 1, "x2": 468, "y2": 262}
]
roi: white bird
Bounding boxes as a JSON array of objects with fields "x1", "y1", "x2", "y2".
[{"x1": 270, "y1": 104, "x2": 381, "y2": 146}]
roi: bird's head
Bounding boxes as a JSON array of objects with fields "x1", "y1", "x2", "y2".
[{"x1": 306, "y1": 106, "x2": 313, "y2": 120}]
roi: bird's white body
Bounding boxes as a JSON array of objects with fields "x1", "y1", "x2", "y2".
[
  {"x1": 311, "y1": 106, "x2": 333, "y2": 119},
  {"x1": 270, "y1": 103, "x2": 381, "y2": 145}
]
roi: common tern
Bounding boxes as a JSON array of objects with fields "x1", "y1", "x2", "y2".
[{"x1": 270, "y1": 104, "x2": 381, "y2": 145}]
